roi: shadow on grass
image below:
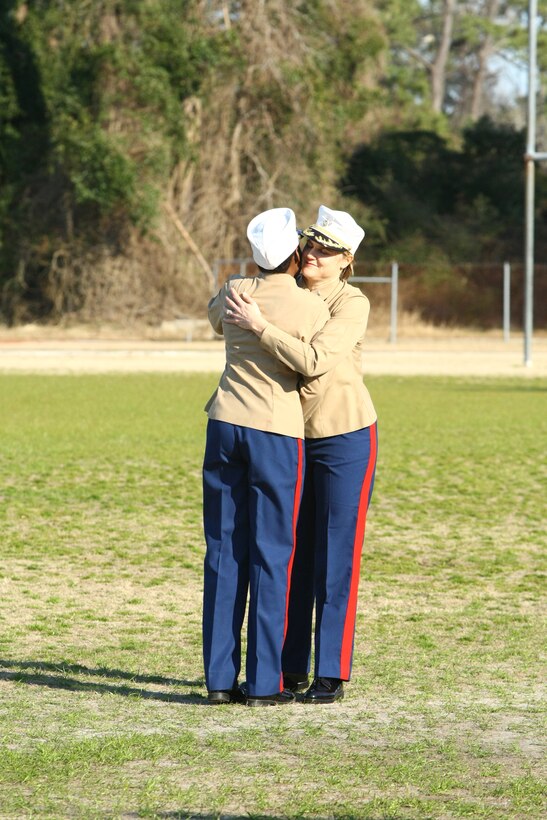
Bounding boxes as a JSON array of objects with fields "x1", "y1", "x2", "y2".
[
  {"x1": 152, "y1": 816, "x2": 256, "y2": 820},
  {"x1": 0, "y1": 658, "x2": 197, "y2": 686},
  {"x1": 150, "y1": 814, "x2": 412, "y2": 819},
  {"x1": 0, "y1": 658, "x2": 208, "y2": 705}
]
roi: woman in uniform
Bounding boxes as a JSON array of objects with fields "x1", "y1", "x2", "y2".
[{"x1": 224, "y1": 205, "x2": 378, "y2": 704}]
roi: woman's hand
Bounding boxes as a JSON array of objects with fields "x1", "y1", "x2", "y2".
[{"x1": 224, "y1": 288, "x2": 268, "y2": 336}]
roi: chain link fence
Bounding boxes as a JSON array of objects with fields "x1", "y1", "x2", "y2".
[{"x1": 213, "y1": 259, "x2": 547, "y2": 339}]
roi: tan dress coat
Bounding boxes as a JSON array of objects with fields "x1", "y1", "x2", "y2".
[
  {"x1": 258, "y1": 276, "x2": 377, "y2": 438},
  {"x1": 205, "y1": 272, "x2": 329, "y2": 439}
]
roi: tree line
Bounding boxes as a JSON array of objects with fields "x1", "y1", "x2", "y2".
[{"x1": 0, "y1": 0, "x2": 546, "y2": 327}]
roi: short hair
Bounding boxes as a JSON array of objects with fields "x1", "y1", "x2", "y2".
[{"x1": 258, "y1": 249, "x2": 296, "y2": 274}]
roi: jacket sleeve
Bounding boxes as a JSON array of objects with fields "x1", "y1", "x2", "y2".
[
  {"x1": 298, "y1": 369, "x2": 335, "y2": 423},
  {"x1": 260, "y1": 293, "x2": 369, "y2": 377},
  {"x1": 207, "y1": 287, "x2": 225, "y2": 336}
]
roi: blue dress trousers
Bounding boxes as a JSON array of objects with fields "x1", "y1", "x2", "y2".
[
  {"x1": 202, "y1": 419, "x2": 304, "y2": 697},
  {"x1": 282, "y1": 422, "x2": 378, "y2": 680}
]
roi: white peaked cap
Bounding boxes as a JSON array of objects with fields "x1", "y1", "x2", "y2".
[
  {"x1": 247, "y1": 207, "x2": 300, "y2": 270},
  {"x1": 301, "y1": 205, "x2": 365, "y2": 255}
]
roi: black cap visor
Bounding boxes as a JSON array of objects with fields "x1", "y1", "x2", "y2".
[{"x1": 299, "y1": 226, "x2": 347, "y2": 252}]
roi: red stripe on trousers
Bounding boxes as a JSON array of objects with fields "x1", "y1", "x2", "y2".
[
  {"x1": 280, "y1": 437, "x2": 304, "y2": 691},
  {"x1": 340, "y1": 423, "x2": 378, "y2": 679}
]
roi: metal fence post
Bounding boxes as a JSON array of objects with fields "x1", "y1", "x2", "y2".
[
  {"x1": 503, "y1": 262, "x2": 511, "y2": 342},
  {"x1": 390, "y1": 261, "x2": 398, "y2": 345}
]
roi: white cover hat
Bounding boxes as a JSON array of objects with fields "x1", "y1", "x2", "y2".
[
  {"x1": 301, "y1": 205, "x2": 365, "y2": 255},
  {"x1": 247, "y1": 207, "x2": 300, "y2": 270}
]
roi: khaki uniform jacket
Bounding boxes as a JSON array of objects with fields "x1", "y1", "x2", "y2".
[
  {"x1": 205, "y1": 272, "x2": 329, "y2": 439},
  {"x1": 259, "y1": 276, "x2": 377, "y2": 438}
]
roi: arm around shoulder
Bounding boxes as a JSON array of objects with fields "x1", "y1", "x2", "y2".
[{"x1": 260, "y1": 289, "x2": 369, "y2": 377}]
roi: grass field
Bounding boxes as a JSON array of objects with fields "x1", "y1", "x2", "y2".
[{"x1": 0, "y1": 373, "x2": 545, "y2": 819}]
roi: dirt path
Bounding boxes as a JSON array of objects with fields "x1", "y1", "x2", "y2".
[{"x1": 1, "y1": 331, "x2": 546, "y2": 377}]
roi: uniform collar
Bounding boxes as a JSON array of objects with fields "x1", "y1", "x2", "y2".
[{"x1": 259, "y1": 272, "x2": 298, "y2": 284}]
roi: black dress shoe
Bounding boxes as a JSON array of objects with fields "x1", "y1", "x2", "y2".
[
  {"x1": 207, "y1": 686, "x2": 246, "y2": 705},
  {"x1": 283, "y1": 672, "x2": 310, "y2": 693},
  {"x1": 246, "y1": 689, "x2": 296, "y2": 707},
  {"x1": 303, "y1": 677, "x2": 344, "y2": 704}
]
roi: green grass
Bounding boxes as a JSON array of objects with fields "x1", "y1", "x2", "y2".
[{"x1": 0, "y1": 373, "x2": 545, "y2": 819}]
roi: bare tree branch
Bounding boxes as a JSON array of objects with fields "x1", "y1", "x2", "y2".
[
  {"x1": 163, "y1": 202, "x2": 216, "y2": 293},
  {"x1": 432, "y1": 0, "x2": 457, "y2": 112}
]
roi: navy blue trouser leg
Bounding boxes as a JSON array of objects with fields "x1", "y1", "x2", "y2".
[
  {"x1": 282, "y1": 423, "x2": 378, "y2": 681},
  {"x1": 202, "y1": 420, "x2": 249, "y2": 692},
  {"x1": 203, "y1": 420, "x2": 304, "y2": 696}
]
